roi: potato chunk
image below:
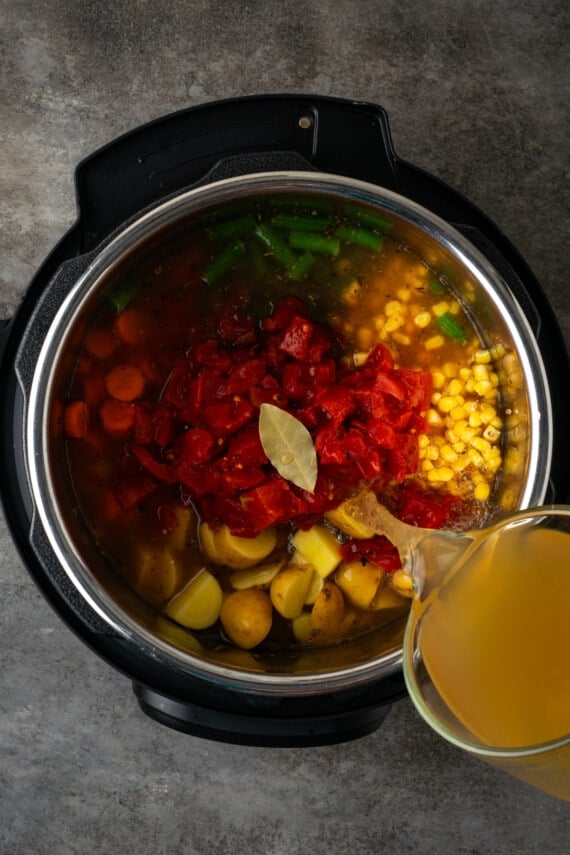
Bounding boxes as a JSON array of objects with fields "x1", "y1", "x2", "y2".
[
  {"x1": 220, "y1": 589, "x2": 273, "y2": 650},
  {"x1": 199, "y1": 522, "x2": 277, "y2": 569},
  {"x1": 270, "y1": 565, "x2": 314, "y2": 619},
  {"x1": 336, "y1": 561, "x2": 384, "y2": 609},
  {"x1": 135, "y1": 549, "x2": 183, "y2": 602},
  {"x1": 291, "y1": 525, "x2": 343, "y2": 578},
  {"x1": 165, "y1": 569, "x2": 223, "y2": 629},
  {"x1": 310, "y1": 581, "x2": 345, "y2": 636}
]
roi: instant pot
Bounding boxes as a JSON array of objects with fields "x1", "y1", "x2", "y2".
[{"x1": 1, "y1": 95, "x2": 568, "y2": 746}]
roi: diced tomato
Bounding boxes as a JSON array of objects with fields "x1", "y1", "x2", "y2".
[
  {"x1": 340, "y1": 536, "x2": 402, "y2": 573},
  {"x1": 225, "y1": 358, "x2": 267, "y2": 394},
  {"x1": 262, "y1": 296, "x2": 307, "y2": 332},
  {"x1": 201, "y1": 397, "x2": 254, "y2": 435},
  {"x1": 218, "y1": 466, "x2": 266, "y2": 492},
  {"x1": 281, "y1": 360, "x2": 336, "y2": 401},
  {"x1": 278, "y1": 315, "x2": 315, "y2": 361},
  {"x1": 239, "y1": 477, "x2": 306, "y2": 533},
  {"x1": 225, "y1": 424, "x2": 268, "y2": 467},
  {"x1": 361, "y1": 418, "x2": 397, "y2": 449},
  {"x1": 316, "y1": 386, "x2": 356, "y2": 425},
  {"x1": 373, "y1": 371, "x2": 407, "y2": 401},
  {"x1": 399, "y1": 368, "x2": 433, "y2": 411},
  {"x1": 362, "y1": 343, "x2": 395, "y2": 373},
  {"x1": 180, "y1": 427, "x2": 216, "y2": 463},
  {"x1": 131, "y1": 445, "x2": 173, "y2": 482},
  {"x1": 189, "y1": 339, "x2": 233, "y2": 371},
  {"x1": 134, "y1": 403, "x2": 175, "y2": 446},
  {"x1": 315, "y1": 426, "x2": 348, "y2": 465},
  {"x1": 396, "y1": 482, "x2": 462, "y2": 529},
  {"x1": 387, "y1": 434, "x2": 419, "y2": 482}
]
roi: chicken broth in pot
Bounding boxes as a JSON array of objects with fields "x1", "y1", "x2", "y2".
[{"x1": 57, "y1": 192, "x2": 522, "y2": 667}]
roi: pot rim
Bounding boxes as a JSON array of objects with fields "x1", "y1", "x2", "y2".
[{"x1": 25, "y1": 170, "x2": 553, "y2": 694}]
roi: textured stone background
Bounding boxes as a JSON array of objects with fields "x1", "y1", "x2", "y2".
[{"x1": 1, "y1": 2, "x2": 569, "y2": 853}]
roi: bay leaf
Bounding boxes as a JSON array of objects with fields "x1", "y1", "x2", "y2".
[{"x1": 258, "y1": 403, "x2": 318, "y2": 494}]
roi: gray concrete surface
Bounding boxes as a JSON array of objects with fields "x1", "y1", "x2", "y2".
[{"x1": 1, "y1": 1, "x2": 569, "y2": 853}]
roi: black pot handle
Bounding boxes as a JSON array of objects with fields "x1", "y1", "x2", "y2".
[{"x1": 74, "y1": 94, "x2": 402, "y2": 251}]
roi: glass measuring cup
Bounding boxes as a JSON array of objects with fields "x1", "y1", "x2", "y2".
[{"x1": 345, "y1": 494, "x2": 570, "y2": 801}]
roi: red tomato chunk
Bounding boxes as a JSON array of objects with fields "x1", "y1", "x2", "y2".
[{"x1": 104, "y1": 297, "x2": 434, "y2": 537}]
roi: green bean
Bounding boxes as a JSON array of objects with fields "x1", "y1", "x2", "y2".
[
  {"x1": 289, "y1": 231, "x2": 340, "y2": 256},
  {"x1": 206, "y1": 216, "x2": 257, "y2": 241},
  {"x1": 342, "y1": 206, "x2": 392, "y2": 233},
  {"x1": 202, "y1": 239, "x2": 246, "y2": 284},
  {"x1": 436, "y1": 312, "x2": 468, "y2": 343},
  {"x1": 429, "y1": 278, "x2": 447, "y2": 295},
  {"x1": 288, "y1": 251, "x2": 316, "y2": 280},
  {"x1": 271, "y1": 213, "x2": 333, "y2": 232},
  {"x1": 254, "y1": 223, "x2": 297, "y2": 268},
  {"x1": 109, "y1": 280, "x2": 138, "y2": 313},
  {"x1": 334, "y1": 224, "x2": 384, "y2": 251}
]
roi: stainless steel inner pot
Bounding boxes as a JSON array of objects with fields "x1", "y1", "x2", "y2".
[{"x1": 24, "y1": 172, "x2": 552, "y2": 696}]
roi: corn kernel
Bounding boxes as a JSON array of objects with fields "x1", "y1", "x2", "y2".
[
  {"x1": 490, "y1": 343, "x2": 506, "y2": 359},
  {"x1": 392, "y1": 332, "x2": 411, "y2": 345},
  {"x1": 474, "y1": 379, "x2": 493, "y2": 396},
  {"x1": 427, "y1": 467, "x2": 455, "y2": 483},
  {"x1": 442, "y1": 361, "x2": 459, "y2": 378},
  {"x1": 374, "y1": 315, "x2": 386, "y2": 331},
  {"x1": 427, "y1": 446, "x2": 440, "y2": 461},
  {"x1": 383, "y1": 314, "x2": 405, "y2": 333},
  {"x1": 432, "y1": 370, "x2": 446, "y2": 389},
  {"x1": 490, "y1": 372, "x2": 499, "y2": 387},
  {"x1": 397, "y1": 287, "x2": 412, "y2": 302},
  {"x1": 467, "y1": 448, "x2": 484, "y2": 468},
  {"x1": 483, "y1": 425, "x2": 501, "y2": 443},
  {"x1": 457, "y1": 424, "x2": 477, "y2": 443},
  {"x1": 474, "y1": 482, "x2": 491, "y2": 501},
  {"x1": 353, "y1": 351, "x2": 369, "y2": 367},
  {"x1": 449, "y1": 300, "x2": 462, "y2": 315},
  {"x1": 425, "y1": 335, "x2": 445, "y2": 350},
  {"x1": 437, "y1": 395, "x2": 457, "y2": 413},
  {"x1": 440, "y1": 444, "x2": 458, "y2": 463},
  {"x1": 459, "y1": 367, "x2": 471, "y2": 382},
  {"x1": 418, "y1": 434, "x2": 430, "y2": 449},
  {"x1": 385, "y1": 300, "x2": 403, "y2": 316},
  {"x1": 446, "y1": 379, "x2": 463, "y2": 396},
  {"x1": 432, "y1": 301, "x2": 450, "y2": 317},
  {"x1": 426, "y1": 408, "x2": 443, "y2": 427},
  {"x1": 473, "y1": 364, "x2": 489, "y2": 382},
  {"x1": 392, "y1": 570, "x2": 414, "y2": 595},
  {"x1": 452, "y1": 441, "x2": 466, "y2": 454},
  {"x1": 469, "y1": 411, "x2": 482, "y2": 428},
  {"x1": 472, "y1": 437, "x2": 491, "y2": 454},
  {"x1": 450, "y1": 405, "x2": 468, "y2": 421},
  {"x1": 414, "y1": 311, "x2": 432, "y2": 328},
  {"x1": 421, "y1": 459, "x2": 434, "y2": 472},
  {"x1": 474, "y1": 349, "x2": 492, "y2": 364},
  {"x1": 453, "y1": 454, "x2": 471, "y2": 472}
]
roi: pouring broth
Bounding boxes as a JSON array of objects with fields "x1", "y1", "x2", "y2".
[{"x1": 61, "y1": 196, "x2": 515, "y2": 656}]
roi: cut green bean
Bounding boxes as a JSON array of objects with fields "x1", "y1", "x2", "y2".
[
  {"x1": 109, "y1": 280, "x2": 139, "y2": 313},
  {"x1": 429, "y1": 278, "x2": 447, "y2": 295},
  {"x1": 254, "y1": 223, "x2": 297, "y2": 268},
  {"x1": 334, "y1": 224, "x2": 384, "y2": 251},
  {"x1": 289, "y1": 231, "x2": 340, "y2": 256},
  {"x1": 271, "y1": 213, "x2": 333, "y2": 232},
  {"x1": 206, "y1": 216, "x2": 257, "y2": 241},
  {"x1": 202, "y1": 239, "x2": 246, "y2": 284},
  {"x1": 288, "y1": 251, "x2": 316, "y2": 280},
  {"x1": 342, "y1": 206, "x2": 392, "y2": 233},
  {"x1": 436, "y1": 312, "x2": 468, "y2": 343}
]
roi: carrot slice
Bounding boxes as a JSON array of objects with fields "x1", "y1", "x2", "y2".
[
  {"x1": 114, "y1": 308, "x2": 149, "y2": 345},
  {"x1": 105, "y1": 365, "x2": 145, "y2": 402},
  {"x1": 100, "y1": 399, "x2": 135, "y2": 434},
  {"x1": 64, "y1": 400, "x2": 89, "y2": 438},
  {"x1": 85, "y1": 328, "x2": 117, "y2": 359}
]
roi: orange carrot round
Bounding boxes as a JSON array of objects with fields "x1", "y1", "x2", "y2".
[
  {"x1": 105, "y1": 364, "x2": 145, "y2": 402},
  {"x1": 64, "y1": 400, "x2": 89, "y2": 438},
  {"x1": 100, "y1": 399, "x2": 135, "y2": 434},
  {"x1": 114, "y1": 308, "x2": 149, "y2": 345}
]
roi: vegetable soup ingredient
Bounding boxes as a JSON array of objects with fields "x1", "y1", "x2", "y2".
[
  {"x1": 64, "y1": 194, "x2": 506, "y2": 658},
  {"x1": 270, "y1": 565, "x2": 314, "y2": 619},
  {"x1": 220, "y1": 589, "x2": 273, "y2": 649},
  {"x1": 165, "y1": 570, "x2": 223, "y2": 630},
  {"x1": 200, "y1": 523, "x2": 277, "y2": 570}
]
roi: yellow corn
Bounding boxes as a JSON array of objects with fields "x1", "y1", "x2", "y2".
[
  {"x1": 414, "y1": 311, "x2": 432, "y2": 328},
  {"x1": 425, "y1": 334, "x2": 445, "y2": 350},
  {"x1": 385, "y1": 300, "x2": 402, "y2": 316},
  {"x1": 432, "y1": 300, "x2": 450, "y2": 317}
]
